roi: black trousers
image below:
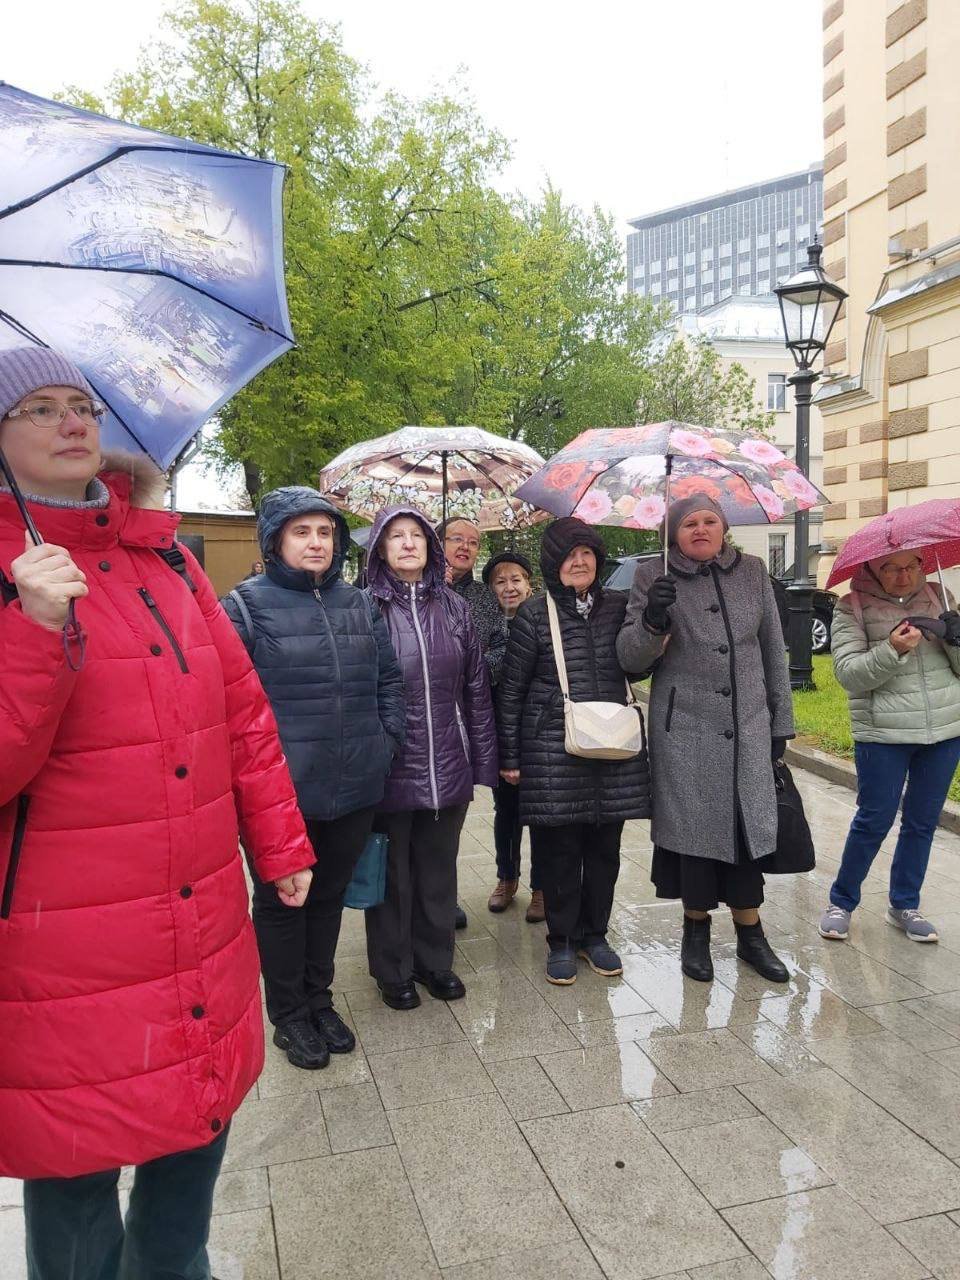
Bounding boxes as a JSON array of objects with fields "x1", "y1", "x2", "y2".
[
  {"x1": 251, "y1": 806, "x2": 374, "y2": 1026},
  {"x1": 530, "y1": 821, "x2": 624, "y2": 949},
  {"x1": 366, "y1": 804, "x2": 468, "y2": 985},
  {"x1": 493, "y1": 778, "x2": 541, "y2": 890}
]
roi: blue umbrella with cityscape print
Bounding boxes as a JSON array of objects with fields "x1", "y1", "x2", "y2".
[{"x1": 0, "y1": 83, "x2": 293, "y2": 475}]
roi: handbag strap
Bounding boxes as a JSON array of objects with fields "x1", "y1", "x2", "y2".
[{"x1": 545, "y1": 592, "x2": 636, "y2": 706}]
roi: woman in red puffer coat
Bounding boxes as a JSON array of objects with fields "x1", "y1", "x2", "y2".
[{"x1": 0, "y1": 346, "x2": 314, "y2": 1279}]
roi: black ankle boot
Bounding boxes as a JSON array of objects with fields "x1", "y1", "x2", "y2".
[
  {"x1": 735, "y1": 920, "x2": 789, "y2": 983},
  {"x1": 681, "y1": 914, "x2": 713, "y2": 982}
]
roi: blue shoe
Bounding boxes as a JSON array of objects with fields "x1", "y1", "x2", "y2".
[
  {"x1": 546, "y1": 946, "x2": 577, "y2": 985},
  {"x1": 577, "y1": 940, "x2": 623, "y2": 977},
  {"x1": 887, "y1": 907, "x2": 938, "y2": 943}
]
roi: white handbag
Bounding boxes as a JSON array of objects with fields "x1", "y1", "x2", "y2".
[{"x1": 545, "y1": 593, "x2": 645, "y2": 761}]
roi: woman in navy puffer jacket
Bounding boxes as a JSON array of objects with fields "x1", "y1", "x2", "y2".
[{"x1": 365, "y1": 505, "x2": 498, "y2": 1009}]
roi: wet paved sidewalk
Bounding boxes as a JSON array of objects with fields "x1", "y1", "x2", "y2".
[{"x1": 5, "y1": 770, "x2": 960, "y2": 1278}]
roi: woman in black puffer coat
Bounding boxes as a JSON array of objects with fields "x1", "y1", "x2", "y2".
[{"x1": 497, "y1": 518, "x2": 650, "y2": 986}]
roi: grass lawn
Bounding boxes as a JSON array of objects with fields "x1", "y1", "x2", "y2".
[{"x1": 792, "y1": 655, "x2": 960, "y2": 804}]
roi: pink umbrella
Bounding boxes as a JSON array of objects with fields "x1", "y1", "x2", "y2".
[{"x1": 825, "y1": 498, "x2": 960, "y2": 605}]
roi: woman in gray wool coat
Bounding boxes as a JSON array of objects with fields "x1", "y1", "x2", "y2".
[{"x1": 616, "y1": 493, "x2": 795, "y2": 984}]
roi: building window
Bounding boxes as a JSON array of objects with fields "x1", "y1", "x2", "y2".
[
  {"x1": 702, "y1": 290, "x2": 714, "y2": 305},
  {"x1": 757, "y1": 274, "x2": 770, "y2": 292},
  {"x1": 767, "y1": 373, "x2": 787, "y2": 412},
  {"x1": 768, "y1": 533, "x2": 787, "y2": 577}
]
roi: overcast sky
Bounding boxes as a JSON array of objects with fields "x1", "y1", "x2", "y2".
[{"x1": 3, "y1": 1, "x2": 823, "y2": 507}]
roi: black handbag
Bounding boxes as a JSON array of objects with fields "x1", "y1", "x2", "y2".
[{"x1": 759, "y1": 761, "x2": 816, "y2": 874}]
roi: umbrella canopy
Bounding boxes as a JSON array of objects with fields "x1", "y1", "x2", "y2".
[
  {"x1": 318, "y1": 426, "x2": 548, "y2": 532},
  {"x1": 515, "y1": 421, "x2": 826, "y2": 529},
  {"x1": 0, "y1": 83, "x2": 293, "y2": 469},
  {"x1": 825, "y1": 498, "x2": 960, "y2": 590}
]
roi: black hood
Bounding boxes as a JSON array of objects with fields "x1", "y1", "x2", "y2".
[
  {"x1": 257, "y1": 486, "x2": 350, "y2": 591},
  {"x1": 539, "y1": 517, "x2": 606, "y2": 599}
]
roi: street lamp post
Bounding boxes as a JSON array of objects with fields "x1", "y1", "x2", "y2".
[{"x1": 774, "y1": 241, "x2": 847, "y2": 691}]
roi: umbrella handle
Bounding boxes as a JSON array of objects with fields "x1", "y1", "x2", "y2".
[
  {"x1": 441, "y1": 451, "x2": 448, "y2": 528},
  {"x1": 663, "y1": 455, "x2": 673, "y2": 574},
  {"x1": 934, "y1": 551, "x2": 950, "y2": 614},
  {"x1": 0, "y1": 446, "x2": 85, "y2": 670}
]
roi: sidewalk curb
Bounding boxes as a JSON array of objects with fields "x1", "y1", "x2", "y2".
[
  {"x1": 632, "y1": 686, "x2": 960, "y2": 837},
  {"x1": 785, "y1": 741, "x2": 960, "y2": 837}
]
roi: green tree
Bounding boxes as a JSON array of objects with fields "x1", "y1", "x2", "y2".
[{"x1": 63, "y1": 0, "x2": 772, "y2": 507}]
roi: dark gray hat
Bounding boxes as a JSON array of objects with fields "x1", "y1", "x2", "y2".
[{"x1": 666, "y1": 494, "x2": 729, "y2": 546}]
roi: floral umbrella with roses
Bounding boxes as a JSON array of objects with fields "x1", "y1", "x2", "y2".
[{"x1": 515, "y1": 422, "x2": 825, "y2": 550}]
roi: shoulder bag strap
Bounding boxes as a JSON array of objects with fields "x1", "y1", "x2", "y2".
[
  {"x1": 545, "y1": 593, "x2": 571, "y2": 701},
  {"x1": 227, "y1": 588, "x2": 256, "y2": 650}
]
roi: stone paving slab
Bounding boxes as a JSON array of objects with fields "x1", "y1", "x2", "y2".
[{"x1": 6, "y1": 771, "x2": 960, "y2": 1277}]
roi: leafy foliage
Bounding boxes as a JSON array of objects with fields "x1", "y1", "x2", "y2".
[{"x1": 63, "y1": 0, "x2": 772, "y2": 506}]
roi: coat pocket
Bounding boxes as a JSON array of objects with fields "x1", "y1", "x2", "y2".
[
  {"x1": 1, "y1": 795, "x2": 30, "y2": 920},
  {"x1": 665, "y1": 686, "x2": 677, "y2": 733},
  {"x1": 454, "y1": 705, "x2": 472, "y2": 762}
]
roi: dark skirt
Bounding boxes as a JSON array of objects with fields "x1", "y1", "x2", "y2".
[{"x1": 651, "y1": 846, "x2": 765, "y2": 912}]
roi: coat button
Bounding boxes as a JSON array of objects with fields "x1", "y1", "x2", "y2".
[
  {"x1": 709, "y1": 604, "x2": 720, "y2": 614},
  {"x1": 150, "y1": 644, "x2": 163, "y2": 656},
  {"x1": 720, "y1": 687, "x2": 731, "y2": 697},
  {"x1": 724, "y1": 729, "x2": 734, "y2": 739},
  {"x1": 718, "y1": 644, "x2": 728, "y2": 654},
  {"x1": 210, "y1": 1118, "x2": 223, "y2": 1133},
  {"x1": 175, "y1": 765, "x2": 188, "y2": 779},
  {"x1": 180, "y1": 885, "x2": 193, "y2": 898},
  {"x1": 99, "y1": 561, "x2": 111, "y2": 572},
  {"x1": 192, "y1": 1005, "x2": 205, "y2": 1019},
  {"x1": 95, "y1": 514, "x2": 109, "y2": 527},
  {"x1": 699, "y1": 565, "x2": 710, "y2": 577}
]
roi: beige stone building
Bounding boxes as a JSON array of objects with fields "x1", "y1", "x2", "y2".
[
  {"x1": 816, "y1": 0, "x2": 960, "y2": 586},
  {"x1": 679, "y1": 296, "x2": 824, "y2": 576}
]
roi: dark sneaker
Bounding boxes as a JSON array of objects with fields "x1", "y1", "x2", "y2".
[
  {"x1": 413, "y1": 969, "x2": 466, "y2": 1001},
  {"x1": 546, "y1": 946, "x2": 577, "y2": 986},
  {"x1": 378, "y1": 981, "x2": 421, "y2": 1011},
  {"x1": 312, "y1": 1007, "x2": 356, "y2": 1054},
  {"x1": 454, "y1": 904, "x2": 468, "y2": 930},
  {"x1": 735, "y1": 922, "x2": 789, "y2": 983},
  {"x1": 577, "y1": 941, "x2": 623, "y2": 976},
  {"x1": 273, "y1": 1017, "x2": 330, "y2": 1069}
]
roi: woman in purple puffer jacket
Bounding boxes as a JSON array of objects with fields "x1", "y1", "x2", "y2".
[{"x1": 365, "y1": 506, "x2": 498, "y2": 1009}]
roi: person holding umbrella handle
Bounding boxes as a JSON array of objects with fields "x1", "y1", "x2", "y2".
[
  {"x1": 0, "y1": 346, "x2": 314, "y2": 1279},
  {"x1": 819, "y1": 549, "x2": 960, "y2": 945}
]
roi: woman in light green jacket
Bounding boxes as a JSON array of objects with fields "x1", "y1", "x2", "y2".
[{"x1": 820, "y1": 550, "x2": 960, "y2": 944}]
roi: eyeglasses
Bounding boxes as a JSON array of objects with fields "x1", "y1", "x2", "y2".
[
  {"x1": 445, "y1": 534, "x2": 481, "y2": 551},
  {"x1": 6, "y1": 398, "x2": 106, "y2": 429}
]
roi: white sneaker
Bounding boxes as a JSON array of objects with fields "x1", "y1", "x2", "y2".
[
  {"x1": 819, "y1": 905, "x2": 851, "y2": 940},
  {"x1": 886, "y1": 907, "x2": 938, "y2": 943}
]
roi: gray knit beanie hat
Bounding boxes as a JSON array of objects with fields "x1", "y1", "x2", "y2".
[
  {"x1": 0, "y1": 347, "x2": 95, "y2": 421},
  {"x1": 666, "y1": 493, "x2": 729, "y2": 546}
]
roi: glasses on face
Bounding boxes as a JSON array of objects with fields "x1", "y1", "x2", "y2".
[
  {"x1": 446, "y1": 534, "x2": 481, "y2": 551},
  {"x1": 7, "y1": 398, "x2": 105, "y2": 429},
  {"x1": 880, "y1": 562, "x2": 921, "y2": 578}
]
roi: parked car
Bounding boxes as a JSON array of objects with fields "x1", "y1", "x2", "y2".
[{"x1": 604, "y1": 555, "x2": 836, "y2": 654}]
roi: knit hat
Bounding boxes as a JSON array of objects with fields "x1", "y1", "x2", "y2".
[
  {"x1": 0, "y1": 347, "x2": 95, "y2": 421},
  {"x1": 539, "y1": 517, "x2": 606, "y2": 594},
  {"x1": 482, "y1": 550, "x2": 533, "y2": 585},
  {"x1": 666, "y1": 493, "x2": 729, "y2": 546}
]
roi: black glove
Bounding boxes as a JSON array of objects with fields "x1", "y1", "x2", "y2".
[
  {"x1": 643, "y1": 575, "x2": 677, "y2": 632},
  {"x1": 771, "y1": 737, "x2": 787, "y2": 764},
  {"x1": 940, "y1": 611, "x2": 960, "y2": 647}
]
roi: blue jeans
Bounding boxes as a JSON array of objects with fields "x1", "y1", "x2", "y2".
[
  {"x1": 830, "y1": 738, "x2": 960, "y2": 912},
  {"x1": 23, "y1": 1127, "x2": 228, "y2": 1280}
]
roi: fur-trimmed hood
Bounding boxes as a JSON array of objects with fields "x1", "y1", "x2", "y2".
[{"x1": 99, "y1": 450, "x2": 168, "y2": 511}]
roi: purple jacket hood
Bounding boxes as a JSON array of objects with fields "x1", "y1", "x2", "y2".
[{"x1": 366, "y1": 506, "x2": 446, "y2": 601}]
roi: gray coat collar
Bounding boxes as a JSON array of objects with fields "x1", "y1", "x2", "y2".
[{"x1": 668, "y1": 542, "x2": 740, "y2": 578}]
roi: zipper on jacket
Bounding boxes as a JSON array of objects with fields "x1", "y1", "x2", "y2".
[
  {"x1": 916, "y1": 644, "x2": 933, "y2": 737},
  {"x1": 1, "y1": 795, "x2": 30, "y2": 920},
  {"x1": 314, "y1": 588, "x2": 345, "y2": 784},
  {"x1": 665, "y1": 686, "x2": 677, "y2": 732},
  {"x1": 409, "y1": 584, "x2": 440, "y2": 813},
  {"x1": 138, "y1": 588, "x2": 189, "y2": 673}
]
